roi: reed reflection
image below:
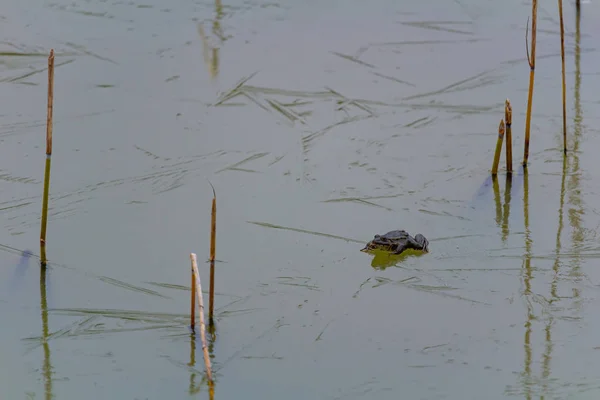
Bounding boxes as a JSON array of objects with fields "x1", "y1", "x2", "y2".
[
  {"x1": 39, "y1": 257, "x2": 53, "y2": 400},
  {"x1": 502, "y1": 176, "x2": 512, "y2": 242},
  {"x1": 188, "y1": 332, "x2": 201, "y2": 395},
  {"x1": 198, "y1": 0, "x2": 224, "y2": 80},
  {"x1": 492, "y1": 176, "x2": 502, "y2": 227},
  {"x1": 521, "y1": 167, "x2": 533, "y2": 400},
  {"x1": 568, "y1": 1, "x2": 584, "y2": 299},
  {"x1": 188, "y1": 327, "x2": 216, "y2": 398},
  {"x1": 490, "y1": 174, "x2": 514, "y2": 244},
  {"x1": 520, "y1": 8, "x2": 584, "y2": 396}
]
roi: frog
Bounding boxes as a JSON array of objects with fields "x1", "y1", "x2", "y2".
[{"x1": 360, "y1": 230, "x2": 429, "y2": 255}]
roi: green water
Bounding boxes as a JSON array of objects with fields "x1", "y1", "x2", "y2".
[{"x1": 2, "y1": 0, "x2": 600, "y2": 398}]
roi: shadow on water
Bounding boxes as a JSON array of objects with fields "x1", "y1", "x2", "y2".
[
  {"x1": 3, "y1": 241, "x2": 167, "y2": 301},
  {"x1": 8, "y1": 248, "x2": 33, "y2": 295}
]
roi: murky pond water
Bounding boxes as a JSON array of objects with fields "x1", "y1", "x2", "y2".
[{"x1": 2, "y1": 0, "x2": 600, "y2": 398}]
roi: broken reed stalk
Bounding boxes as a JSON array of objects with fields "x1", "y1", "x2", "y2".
[
  {"x1": 491, "y1": 119, "x2": 506, "y2": 176},
  {"x1": 505, "y1": 100, "x2": 513, "y2": 174},
  {"x1": 558, "y1": 0, "x2": 567, "y2": 154},
  {"x1": 208, "y1": 181, "x2": 217, "y2": 322},
  {"x1": 40, "y1": 49, "x2": 55, "y2": 247},
  {"x1": 190, "y1": 268, "x2": 196, "y2": 330},
  {"x1": 523, "y1": 0, "x2": 538, "y2": 167},
  {"x1": 190, "y1": 253, "x2": 213, "y2": 383}
]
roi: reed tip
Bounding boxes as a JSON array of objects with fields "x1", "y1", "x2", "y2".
[
  {"x1": 505, "y1": 101, "x2": 512, "y2": 124},
  {"x1": 207, "y1": 180, "x2": 216, "y2": 199}
]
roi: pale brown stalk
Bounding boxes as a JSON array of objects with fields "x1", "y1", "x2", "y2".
[
  {"x1": 190, "y1": 253, "x2": 213, "y2": 382},
  {"x1": 191, "y1": 270, "x2": 196, "y2": 330}
]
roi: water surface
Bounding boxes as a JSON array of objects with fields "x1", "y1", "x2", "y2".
[{"x1": 2, "y1": 0, "x2": 600, "y2": 398}]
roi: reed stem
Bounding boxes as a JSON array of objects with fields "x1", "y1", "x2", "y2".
[
  {"x1": 523, "y1": 1, "x2": 538, "y2": 166},
  {"x1": 208, "y1": 182, "x2": 217, "y2": 322},
  {"x1": 505, "y1": 99, "x2": 513, "y2": 174},
  {"x1": 191, "y1": 269, "x2": 196, "y2": 330},
  {"x1": 190, "y1": 253, "x2": 213, "y2": 383},
  {"x1": 491, "y1": 119, "x2": 506, "y2": 176},
  {"x1": 40, "y1": 49, "x2": 55, "y2": 246},
  {"x1": 558, "y1": 0, "x2": 567, "y2": 154},
  {"x1": 40, "y1": 244, "x2": 48, "y2": 269}
]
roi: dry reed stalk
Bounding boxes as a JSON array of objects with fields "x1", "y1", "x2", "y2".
[
  {"x1": 505, "y1": 100, "x2": 513, "y2": 174},
  {"x1": 491, "y1": 119, "x2": 506, "y2": 176},
  {"x1": 523, "y1": 0, "x2": 538, "y2": 166},
  {"x1": 190, "y1": 253, "x2": 213, "y2": 382},
  {"x1": 208, "y1": 182, "x2": 217, "y2": 322},
  {"x1": 40, "y1": 49, "x2": 55, "y2": 246},
  {"x1": 558, "y1": 0, "x2": 567, "y2": 154},
  {"x1": 191, "y1": 270, "x2": 196, "y2": 330}
]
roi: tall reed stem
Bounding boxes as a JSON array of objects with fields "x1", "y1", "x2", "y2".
[
  {"x1": 492, "y1": 119, "x2": 506, "y2": 176},
  {"x1": 40, "y1": 49, "x2": 55, "y2": 246},
  {"x1": 523, "y1": 1, "x2": 538, "y2": 166},
  {"x1": 558, "y1": 0, "x2": 567, "y2": 154},
  {"x1": 191, "y1": 269, "x2": 196, "y2": 330},
  {"x1": 208, "y1": 182, "x2": 216, "y2": 323}
]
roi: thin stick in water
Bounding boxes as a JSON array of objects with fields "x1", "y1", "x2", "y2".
[
  {"x1": 190, "y1": 253, "x2": 213, "y2": 382},
  {"x1": 505, "y1": 99, "x2": 513, "y2": 174},
  {"x1": 523, "y1": 1, "x2": 538, "y2": 167},
  {"x1": 40, "y1": 49, "x2": 55, "y2": 246},
  {"x1": 558, "y1": 0, "x2": 567, "y2": 154},
  {"x1": 191, "y1": 268, "x2": 196, "y2": 331},
  {"x1": 208, "y1": 181, "x2": 217, "y2": 323},
  {"x1": 491, "y1": 119, "x2": 506, "y2": 176}
]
